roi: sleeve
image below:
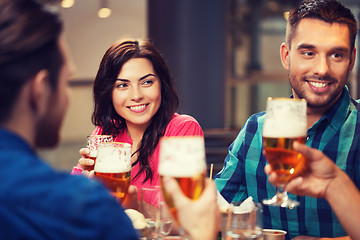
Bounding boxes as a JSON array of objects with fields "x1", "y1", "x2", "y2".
[
  {"x1": 214, "y1": 122, "x2": 248, "y2": 203},
  {"x1": 164, "y1": 114, "x2": 204, "y2": 137}
]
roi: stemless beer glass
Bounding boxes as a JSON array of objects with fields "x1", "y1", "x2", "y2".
[
  {"x1": 94, "y1": 142, "x2": 132, "y2": 204},
  {"x1": 85, "y1": 135, "x2": 113, "y2": 171},
  {"x1": 262, "y1": 98, "x2": 307, "y2": 208},
  {"x1": 159, "y1": 136, "x2": 206, "y2": 236}
]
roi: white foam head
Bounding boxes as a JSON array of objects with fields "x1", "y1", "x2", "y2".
[
  {"x1": 158, "y1": 136, "x2": 206, "y2": 177},
  {"x1": 94, "y1": 142, "x2": 132, "y2": 173},
  {"x1": 263, "y1": 98, "x2": 307, "y2": 138},
  {"x1": 87, "y1": 135, "x2": 113, "y2": 157}
]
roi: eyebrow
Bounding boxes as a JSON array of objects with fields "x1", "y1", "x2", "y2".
[
  {"x1": 116, "y1": 73, "x2": 157, "y2": 82},
  {"x1": 297, "y1": 44, "x2": 348, "y2": 53},
  {"x1": 297, "y1": 44, "x2": 315, "y2": 50}
]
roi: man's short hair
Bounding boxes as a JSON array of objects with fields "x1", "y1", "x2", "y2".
[
  {"x1": 0, "y1": 0, "x2": 63, "y2": 123},
  {"x1": 286, "y1": 0, "x2": 358, "y2": 50}
]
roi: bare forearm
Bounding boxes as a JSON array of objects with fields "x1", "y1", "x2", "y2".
[{"x1": 325, "y1": 169, "x2": 360, "y2": 240}]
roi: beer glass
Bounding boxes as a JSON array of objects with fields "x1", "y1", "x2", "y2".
[
  {"x1": 94, "y1": 142, "x2": 132, "y2": 204},
  {"x1": 159, "y1": 136, "x2": 207, "y2": 237},
  {"x1": 262, "y1": 98, "x2": 307, "y2": 208},
  {"x1": 85, "y1": 135, "x2": 113, "y2": 171}
]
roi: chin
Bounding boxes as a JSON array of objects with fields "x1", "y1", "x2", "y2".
[{"x1": 35, "y1": 134, "x2": 60, "y2": 149}]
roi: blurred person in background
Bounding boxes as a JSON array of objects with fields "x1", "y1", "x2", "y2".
[
  {"x1": 72, "y1": 39, "x2": 204, "y2": 207},
  {"x1": 265, "y1": 142, "x2": 360, "y2": 240},
  {"x1": 0, "y1": 0, "x2": 138, "y2": 239},
  {"x1": 215, "y1": 0, "x2": 359, "y2": 239},
  {"x1": 0, "y1": 0, "x2": 215, "y2": 239}
]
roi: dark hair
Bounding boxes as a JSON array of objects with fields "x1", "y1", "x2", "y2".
[
  {"x1": 0, "y1": 0, "x2": 63, "y2": 123},
  {"x1": 287, "y1": 0, "x2": 358, "y2": 51},
  {"x1": 92, "y1": 39, "x2": 179, "y2": 183}
]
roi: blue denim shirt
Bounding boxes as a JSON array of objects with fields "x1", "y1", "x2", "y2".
[{"x1": 0, "y1": 128, "x2": 138, "y2": 240}]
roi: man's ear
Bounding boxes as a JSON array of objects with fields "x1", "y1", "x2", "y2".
[
  {"x1": 29, "y1": 69, "x2": 50, "y2": 115},
  {"x1": 280, "y1": 42, "x2": 290, "y2": 71},
  {"x1": 349, "y1": 46, "x2": 356, "y2": 72}
]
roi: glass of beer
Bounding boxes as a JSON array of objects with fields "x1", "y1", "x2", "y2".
[
  {"x1": 159, "y1": 136, "x2": 207, "y2": 237},
  {"x1": 85, "y1": 135, "x2": 113, "y2": 171},
  {"x1": 94, "y1": 142, "x2": 132, "y2": 204},
  {"x1": 262, "y1": 97, "x2": 307, "y2": 208}
]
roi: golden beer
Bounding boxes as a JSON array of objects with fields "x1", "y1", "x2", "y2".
[
  {"x1": 94, "y1": 142, "x2": 132, "y2": 204},
  {"x1": 263, "y1": 136, "x2": 306, "y2": 184},
  {"x1": 94, "y1": 171, "x2": 131, "y2": 202},
  {"x1": 160, "y1": 172, "x2": 205, "y2": 221},
  {"x1": 159, "y1": 136, "x2": 207, "y2": 224}
]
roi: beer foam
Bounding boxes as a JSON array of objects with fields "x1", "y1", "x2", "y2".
[
  {"x1": 263, "y1": 98, "x2": 307, "y2": 138},
  {"x1": 158, "y1": 136, "x2": 206, "y2": 177},
  {"x1": 94, "y1": 143, "x2": 131, "y2": 173},
  {"x1": 263, "y1": 118, "x2": 306, "y2": 138}
]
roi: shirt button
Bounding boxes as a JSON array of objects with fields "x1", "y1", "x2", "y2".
[{"x1": 306, "y1": 136, "x2": 310, "y2": 141}]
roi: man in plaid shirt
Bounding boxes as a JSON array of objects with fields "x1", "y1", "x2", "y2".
[{"x1": 215, "y1": 0, "x2": 359, "y2": 239}]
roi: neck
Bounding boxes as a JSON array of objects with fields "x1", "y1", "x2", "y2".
[
  {"x1": 126, "y1": 121, "x2": 150, "y2": 154},
  {"x1": 1, "y1": 113, "x2": 36, "y2": 149}
]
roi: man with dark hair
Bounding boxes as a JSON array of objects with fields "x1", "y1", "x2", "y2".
[
  {"x1": 215, "y1": 0, "x2": 359, "y2": 239},
  {"x1": 0, "y1": 0, "x2": 138, "y2": 238},
  {"x1": 0, "y1": 0, "x2": 220, "y2": 239}
]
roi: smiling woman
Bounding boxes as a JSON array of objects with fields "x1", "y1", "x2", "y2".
[{"x1": 71, "y1": 39, "x2": 204, "y2": 205}]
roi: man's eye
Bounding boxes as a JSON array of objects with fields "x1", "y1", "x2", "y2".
[
  {"x1": 303, "y1": 51, "x2": 314, "y2": 57},
  {"x1": 332, "y1": 53, "x2": 343, "y2": 59}
]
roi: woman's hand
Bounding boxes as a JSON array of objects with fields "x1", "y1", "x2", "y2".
[{"x1": 78, "y1": 147, "x2": 95, "y2": 177}]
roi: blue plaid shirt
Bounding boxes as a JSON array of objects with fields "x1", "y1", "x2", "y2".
[{"x1": 215, "y1": 87, "x2": 360, "y2": 239}]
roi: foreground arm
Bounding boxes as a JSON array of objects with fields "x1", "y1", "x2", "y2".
[
  {"x1": 163, "y1": 177, "x2": 220, "y2": 240},
  {"x1": 265, "y1": 142, "x2": 360, "y2": 240}
]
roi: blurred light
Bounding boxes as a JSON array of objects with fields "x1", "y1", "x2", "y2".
[
  {"x1": 61, "y1": 0, "x2": 74, "y2": 8},
  {"x1": 283, "y1": 11, "x2": 289, "y2": 21},
  {"x1": 98, "y1": 7, "x2": 111, "y2": 18},
  {"x1": 98, "y1": 0, "x2": 111, "y2": 18}
]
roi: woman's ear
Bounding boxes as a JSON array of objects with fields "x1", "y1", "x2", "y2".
[
  {"x1": 280, "y1": 42, "x2": 290, "y2": 71},
  {"x1": 29, "y1": 69, "x2": 50, "y2": 115}
]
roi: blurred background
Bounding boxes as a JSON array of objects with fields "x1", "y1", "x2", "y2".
[{"x1": 39, "y1": 0, "x2": 360, "y2": 175}]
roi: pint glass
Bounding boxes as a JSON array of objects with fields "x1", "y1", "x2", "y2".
[
  {"x1": 85, "y1": 135, "x2": 113, "y2": 171},
  {"x1": 158, "y1": 136, "x2": 206, "y2": 223},
  {"x1": 94, "y1": 142, "x2": 132, "y2": 203}
]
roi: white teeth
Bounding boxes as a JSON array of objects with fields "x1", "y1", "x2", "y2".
[
  {"x1": 130, "y1": 104, "x2": 146, "y2": 111},
  {"x1": 309, "y1": 81, "x2": 327, "y2": 88}
]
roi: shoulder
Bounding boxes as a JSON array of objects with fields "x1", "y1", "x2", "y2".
[
  {"x1": 169, "y1": 113, "x2": 200, "y2": 125},
  {"x1": 165, "y1": 113, "x2": 204, "y2": 136},
  {"x1": 232, "y1": 112, "x2": 265, "y2": 145},
  {"x1": 0, "y1": 169, "x2": 137, "y2": 239}
]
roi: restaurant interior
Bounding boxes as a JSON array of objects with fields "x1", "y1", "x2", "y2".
[{"x1": 39, "y1": 0, "x2": 360, "y2": 176}]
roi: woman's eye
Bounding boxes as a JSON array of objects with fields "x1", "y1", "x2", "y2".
[
  {"x1": 142, "y1": 79, "x2": 154, "y2": 85},
  {"x1": 116, "y1": 83, "x2": 128, "y2": 88}
]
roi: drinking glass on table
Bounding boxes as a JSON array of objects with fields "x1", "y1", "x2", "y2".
[
  {"x1": 225, "y1": 203, "x2": 263, "y2": 240},
  {"x1": 140, "y1": 186, "x2": 173, "y2": 239},
  {"x1": 84, "y1": 135, "x2": 113, "y2": 171},
  {"x1": 262, "y1": 97, "x2": 307, "y2": 208},
  {"x1": 94, "y1": 142, "x2": 132, "y2": 204},
  {"x1": 158, "y1": 136, "x2": 207, "y2": 239}
]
